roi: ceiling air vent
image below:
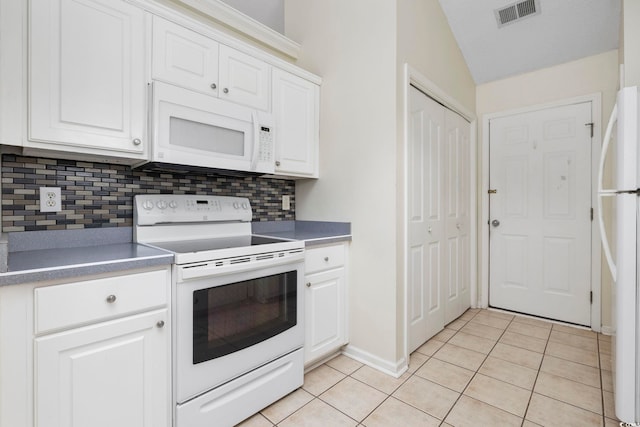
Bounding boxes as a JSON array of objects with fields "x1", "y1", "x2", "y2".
[{"x1": 495, "y1": 0, "x2": 541, "y2": 28}]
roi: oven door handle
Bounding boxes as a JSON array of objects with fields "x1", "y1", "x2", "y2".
[{"x1": 179, "y1": 251, "x2": 304, "y2": 281}]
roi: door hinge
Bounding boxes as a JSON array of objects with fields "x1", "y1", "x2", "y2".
[
  {"x1": 591, "y1": 207, "x2": 594, "y2": 221},
  {"x1": 585, "y1": 122, "x2": 594, "y2": 138},
  {"x1": 590, "y1": 291, "x2": 593, "y2": 304}
]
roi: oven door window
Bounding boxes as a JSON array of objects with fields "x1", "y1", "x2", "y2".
[{"x1": 192, "y1": 271, "x2": 297, "y2": 364}]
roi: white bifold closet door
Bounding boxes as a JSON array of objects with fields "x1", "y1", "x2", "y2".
[{"x1": 408, "y1": 86, "x2": 471, "y2": 353}]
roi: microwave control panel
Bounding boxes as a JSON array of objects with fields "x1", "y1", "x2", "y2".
[{"x1": 258, "y1": 126, "x2": 273, "y2": 162}]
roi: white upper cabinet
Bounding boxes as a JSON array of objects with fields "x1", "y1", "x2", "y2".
[
  {"x1": 152, "y1": 15, "x2": 220, "y2": 97},
  {"x1": 218, "y1": 44, "x2": 270, "y2": 111},
  {"x1": 272, "y1": 69, "x2": 319, "y2": 177},
  {"x1": 29, "y1": 0, "x2": 147, "y2": 159},
  {"x1": 152, "y1": 16, "x2": 270, "y2": 111}
]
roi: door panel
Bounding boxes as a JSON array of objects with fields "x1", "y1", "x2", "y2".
[
  {"x1": 35, "y1": 310, "x2": 169, "y2": 427},
  {"x1": 408, "y1": 87, "x2": 445, "y2": 352},
  {"x1": 29, "y1": 0, "x2": 145, "y2": 155},
  {"x1": 489, "y1": 102, "x2": 592, "y2": 325},
  {"x1": 444, "y1": 109, "x2": 471, "y2": 324}
]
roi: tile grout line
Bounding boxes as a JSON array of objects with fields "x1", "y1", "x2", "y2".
[
  {"x1": 437, "y1": 310, "x2": 525, "y2": 425},
  {"x1": 598, "y1": 333, "x2": 606, "y2": 427},
  {"x1": 268, "y1": 309, "x2": 613, "y2": 427},
  {"x1": 519, "y1": 318, "x2": 553, "y2": 427}
]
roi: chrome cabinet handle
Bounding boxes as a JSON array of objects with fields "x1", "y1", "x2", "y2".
[
  {"x1": 132, "y1": 138, "x2": 142, "y2": 146},
  {"x1": 456, "y1": 223, "x2": 461, "y2": 230},
  {"x1": 324, "y1": 257, "x2": 329, "y2": 262},
  {"x1": 223, "y1": 88, "x2": 229, "y2": 94},
  {"x1": 275, "y1": 161, "x2": 281, "y2": 167},
  {"x1": 106, "y1": 295, "x2": 117, "y2": 303},
  {"x1": 306, "y1": 282, "x2": 311, "y2": 287},
  {"x1": 428, "y1": 226, "x2": 432, "y2": 233},
  {"x1": 210, "y1": 83, "x2": 217, "y2": 90},
  {"x1": 156, "y1": 320, "x2": 165, "y2": 328},
  {"x1": 491, "y1": 219, "x2": 500, "y2": 227}
]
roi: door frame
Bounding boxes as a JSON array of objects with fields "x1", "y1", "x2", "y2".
[
  {"x1": 480, "y1": 94, "x2": 603, "y2": 331},
  {"x1": 402, "y1": 64, "x2": 478, "y2": 363}
]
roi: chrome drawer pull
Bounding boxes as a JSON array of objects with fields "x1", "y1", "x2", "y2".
[{"x1": 106, "y1": 294, "x2": 117, "y2": 303}]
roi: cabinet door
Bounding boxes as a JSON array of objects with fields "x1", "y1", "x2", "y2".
[
  {"x1": 272, "y1": 69, "x2": 319, "y2": 177},
  {"x1": 304, "y1": 268, "x2": 346, "y2": 364},
  {"x1": 35, "y1": 309, "x2": 170, "y2": 427},
  {"x1": 29, "y1": 0, "x2": 146, "y2": 157},
  {"x1": 152, "y1": 15, "x2": 219, "y2": 97},
  {"x1": 218, "y1": 44, "x2": 270, "y2": 111}
]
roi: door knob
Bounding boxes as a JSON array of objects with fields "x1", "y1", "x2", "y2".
[{"x1": 491, "y1": 219, "x2": 500, "y2": 227}]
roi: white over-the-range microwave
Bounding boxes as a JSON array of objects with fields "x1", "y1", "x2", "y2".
[{"x1": 136, "y1": 81, "x2": 274, "y2": 176}]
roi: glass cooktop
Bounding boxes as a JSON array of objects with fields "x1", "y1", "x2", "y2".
[{"x1": 149, "y1": 235, "x2": 291, "y2": 254}]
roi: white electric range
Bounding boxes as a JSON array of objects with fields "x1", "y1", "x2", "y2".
[{"x1": 134, "y1": 194, "x2": 305, "y2": 427}]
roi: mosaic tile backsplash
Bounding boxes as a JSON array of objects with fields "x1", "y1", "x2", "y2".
[{"x1": 1, "y1": 154, "x2": 295, "y2": 232}]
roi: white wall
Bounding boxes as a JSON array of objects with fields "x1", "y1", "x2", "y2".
[
  {"x1": 476, "y1": 49, "x2": 620, "y2": 329},
  {"x1": 220, "y1": 0, "x2": 284, "y2": 34},
  {"x1": 396, "y1": 1, "x2": 475, "y2": 112},
  {"x1": 395, "y1": 0, "x2": 476, "y2": 355},
  {"x1": 285, "y1": 0, "x2": 476, "y2": 372},
  {"x1": 285, "y1": 0, "x2": 400, "y2": 369},
  {"x1": 622, "y1": 0, "x2": 640, "y2": 87}
]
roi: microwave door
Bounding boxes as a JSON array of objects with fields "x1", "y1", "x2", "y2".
[{"x1": 153, "y1": 82, "x2": 255, "y2": 172}]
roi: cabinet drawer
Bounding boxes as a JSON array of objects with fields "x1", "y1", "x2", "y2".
[
  {"x1": 305, "y1": 244, "x2": 345, "y2": 274},
  {"x1": 35, "y1": 269, "x2": 168, "y2": 335}
]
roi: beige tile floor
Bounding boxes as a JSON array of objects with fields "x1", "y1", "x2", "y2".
[{"x1": 238, "y1": 308, "x2": 619, "y2": 427}]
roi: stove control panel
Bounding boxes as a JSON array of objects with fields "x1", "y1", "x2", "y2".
[{"x1": 134, "y1": 195, "x2": 252, "y2": 225}]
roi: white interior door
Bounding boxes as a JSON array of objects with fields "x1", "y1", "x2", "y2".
[
  {"x1": 489, "y1": 102, "x2": 592, "y2": 325},
  {"x1": 408, "y1": 86, "x2": 446, "y2": 352}
]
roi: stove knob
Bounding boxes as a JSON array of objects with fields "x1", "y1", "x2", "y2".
[
  {"x1": 142, "y1": 200, "x2": 154, "y2": 210},
  {"x1": 157, "y1": 200, "x2": 168, "y2": 210},
  {"x1": 241, "y1": 203, "x2": 248, "y2": 210},
  {"x1": 169, "y1": 200, "x2": 178, "y2": 209},
  {"x1": 233, "y1": 202, "x2": 240, "y2": 209}
]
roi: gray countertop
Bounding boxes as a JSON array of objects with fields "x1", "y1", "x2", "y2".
[
  {"x1": 0, "y1": 228, "x2": 173, "y2": 287},
  {"x1": 1, "y1": 221, "x2": 351, "y2": 287},
  {"x1": 252, "y1": 220, "x2": 352, "y2": 246}
]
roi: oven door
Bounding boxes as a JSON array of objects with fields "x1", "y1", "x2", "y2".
[{"x1": 175, "y1": 258, "x2": 304, "y2": 403}]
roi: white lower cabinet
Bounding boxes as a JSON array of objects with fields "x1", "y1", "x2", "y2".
[
  {"x1": 304, "y1": 243, "x2": 348, "y2": 365},
  {"x1": 0, "y1": 267, "x2": 171, "y2": 427},
  {"x1": 35, "y1": 309, "x2": 169, "y2": 427}
]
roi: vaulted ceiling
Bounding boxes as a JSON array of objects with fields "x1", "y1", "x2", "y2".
[{"x1": 438, "y1": 0, "x2": 621, "y2": 84}]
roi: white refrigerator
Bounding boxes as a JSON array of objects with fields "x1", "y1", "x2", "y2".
[{"x1": 598, "y1": 85, "x2": 640, "y2": 424}]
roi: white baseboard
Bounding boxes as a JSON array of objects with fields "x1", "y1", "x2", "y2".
[
  {"x1": 341, "y1": 344, "x2": 407, "y2": 378},
  {"x1": 600, "y1": 325, "x2": 614, "y2": 336}
]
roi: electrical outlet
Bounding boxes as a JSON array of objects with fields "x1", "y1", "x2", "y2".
[
  {"x1": 40, "y1": 187, "x2": 62, "y2": 213},
  {"x1": 282, "y1": 195, "x2": 291, "y2": 211}
]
